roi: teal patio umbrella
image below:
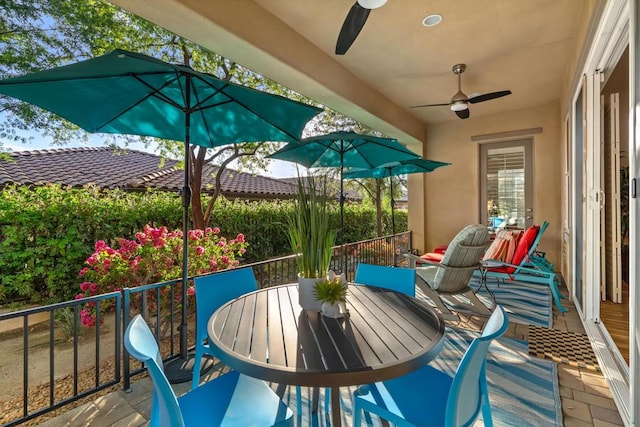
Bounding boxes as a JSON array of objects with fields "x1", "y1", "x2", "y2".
[
  {"x1": 268, "y1": 131, "x2": 420, "y2": 271},
  {"x1": 0, "y1": 49, "x2": 321, "y2": 381},
  {"x1": 345, "y1": 157, "x2": 450, "y2": 235}
]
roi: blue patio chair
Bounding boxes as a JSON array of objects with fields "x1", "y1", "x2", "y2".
[
  {"x1": 192, "y1": 267, "x2": 258, "y2": 389},
  {"x1": 354, "y1": 263, "x2": 417, "y2": 296},
  {"x1": 352, "y1": 305, "x2": 509, "y2": 427},
  {"x1": 124, "y1": 314, "x2": 294, "y2": 427}
]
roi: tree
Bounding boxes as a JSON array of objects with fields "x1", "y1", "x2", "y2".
[{"x1": 0, "y1": 0, "x2": 319, "y2": 229}]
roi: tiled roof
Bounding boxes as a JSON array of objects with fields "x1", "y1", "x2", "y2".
[
  {"x1": 0, "y1": 147, "x2": 178, "y2": 189},
  {"x1": 0, "y1": 146, "x2": 299, "y2": 199},
  {"x1": 138, "y1": 162, "x2": 301, "y2": 199}
]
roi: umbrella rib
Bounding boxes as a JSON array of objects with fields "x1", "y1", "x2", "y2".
[
  {"x1": 210, "y1": 80, "x2": 308, "y2": 142},
  {"x1": 0, "y1": 70, "x2": 171, "y2": 86},
  {"x1": 132, "y1": 73, "x2": 185, "y2": 110},
  {"x1": 90, "y1": 73, "x2": 185, "y2": 132},
  {"x1": 188, "y1": 79, "x2": 224, "y2": 147}
]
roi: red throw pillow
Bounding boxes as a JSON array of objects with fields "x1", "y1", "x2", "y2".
[{"x1": 511, "y1": 225, "x2": 539, "y2": 267}]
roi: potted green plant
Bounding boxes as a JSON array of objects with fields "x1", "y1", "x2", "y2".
[
  {"x1": 313, "y1": 272, "x2": 348, "y2": 318},
  {"x1": 286, "y1": 175, "x2": 338, "y2": 311}
]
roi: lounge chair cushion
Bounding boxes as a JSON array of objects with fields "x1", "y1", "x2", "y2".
[
  {"x1": 421, "y1": 252, "x2": 444, "y2": 263},
  {"x1": 433, "y1": 245, "x2": 448, "y2": 254}
]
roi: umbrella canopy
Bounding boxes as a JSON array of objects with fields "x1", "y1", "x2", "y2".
[
  {"x1": 344, "y1": 157, "x2": 451, "y2": 180},
  {"x1": 0, "y1": 49, "x2": 321, "y2": 376},
  {"x1": 269, "y1": 131, "x2": 419, "y2": 170},
  {"x1": 269, "y1": 131, "x2": 420, "y2": 272},
  {"x1": 0, "y1": 49, "x2": 320, "y2": 145},
  {"x1": 345, "y1": 157, "x2": 450, "y2": 264}
]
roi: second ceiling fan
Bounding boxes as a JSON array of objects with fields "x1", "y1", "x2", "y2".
[{"x1": 411, "y1": 64, "x2": 512, "y2": 119}]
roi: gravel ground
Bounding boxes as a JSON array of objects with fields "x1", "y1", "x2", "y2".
[{"x1": 0, "y1": 321, "x2": 193, "y2": 426}]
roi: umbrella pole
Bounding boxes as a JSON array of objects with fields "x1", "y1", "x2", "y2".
[
  {"x1": 389, "y1": 175, "x2": 397, "y2": 266},
  {"x1": 164, "y1": 78, "x2": 213, "y2": 384},
  {"x1": 340, "y1": 155, "x2": 346, "y2": 275},
  {"x1": 180, "y1": 137, "x2": 190, "y2": 360}
]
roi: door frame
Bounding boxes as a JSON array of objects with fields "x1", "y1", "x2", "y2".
[{"x1": 567, "y1": 0, "x2": 632, "y2": 423}]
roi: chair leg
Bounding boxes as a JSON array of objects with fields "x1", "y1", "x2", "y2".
[
  {"x1": 463, "y1": 290, "x2": 493, "y2": 316},
  {"x1": 324, "y1": 387, "x2": 331, "y2": 413},
  {"x1": 191, "y1": 349, "x2": 202, "y2": 390},
  {"x1": 416, "y1": 277, "x2": 459, "y2": 321},
  {"x1": 295, "y1": 386, "x2": 302, "y2": 415},
  {"x1": 481, "y1": 391, "x2": 494, "y2": 427},
  {"x1": 549, "y1": 276, "x2": 568, "y2": 312},
  {"x1": 353, "y1": 401, "x2": 362, "y2": 427}
]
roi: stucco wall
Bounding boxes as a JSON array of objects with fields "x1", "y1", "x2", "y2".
[{"x1": 411, "y1": 101, "x2": 562, "y2": 266}]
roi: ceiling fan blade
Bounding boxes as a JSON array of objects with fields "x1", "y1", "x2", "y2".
[
  {"x1": 410, "y1": 102, "x2": 450, "y2": 108},
  {"x1": 455, "y1": 109, "x2": 470, "y2": 119},
  {"x1": 336, "y1": 3, "x2": 371, "y2": 55},
  {"x1": 468, "y1": 90, "x2": 512, "y2": 104}
]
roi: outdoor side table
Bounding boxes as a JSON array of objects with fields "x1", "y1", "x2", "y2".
[
  {"x1": 207, "y1": 283, "x2": 446, "y2": 427},
  {"x1": 478, "y1": 259, "x2": 503, "y2": 302}
]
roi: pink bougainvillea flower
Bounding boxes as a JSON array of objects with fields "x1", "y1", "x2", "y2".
[
  {"x1": 78, "y1": 225, "x2": 248, "y2": 328},
  {"x1": 187, "y1": 286, "x2": 195, "y2": 297}
]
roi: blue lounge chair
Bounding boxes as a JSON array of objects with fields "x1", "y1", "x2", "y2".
[
  {"x1": 478, "y1": 221, "x2": 568, "y2": 312},
  {"x1": 352, "y1": 306, "x2": 509, "y2": 427}
]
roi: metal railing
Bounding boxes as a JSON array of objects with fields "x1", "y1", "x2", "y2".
[
  {"x1": 0, "y1": 232, "x2": 411, "y2": 426},
  {"x1": 0, "y1": 292, "x2": 121, "y2": 427}
]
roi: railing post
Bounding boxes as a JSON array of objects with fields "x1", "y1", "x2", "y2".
[{"x1": 122, "y1": 288, "x2": 131, "y2": 392}]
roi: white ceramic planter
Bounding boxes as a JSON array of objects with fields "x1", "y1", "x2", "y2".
[
  {"x1": 321, "y1": 301, "x2": 342, "y2": 318},
  {"x1": 297, "y1": 275, "x2": 324, "y2": 311}
]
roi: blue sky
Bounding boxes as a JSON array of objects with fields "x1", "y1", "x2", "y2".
[{"x1": 2, "y1": 129, "x2": 301, "y2": 178}]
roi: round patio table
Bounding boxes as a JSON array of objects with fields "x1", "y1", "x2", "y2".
[{"x1": 207, "y1": 283, "x2": 446, "y2": 427}]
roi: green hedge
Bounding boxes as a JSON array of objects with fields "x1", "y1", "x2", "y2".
[{"x1": 0, "y1": 184, "x2": 406, "y2": 303}]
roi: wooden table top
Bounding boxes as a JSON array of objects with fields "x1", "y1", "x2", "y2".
[{"x1": 207, "y1": 283, "x2": 445, "y2": 388}]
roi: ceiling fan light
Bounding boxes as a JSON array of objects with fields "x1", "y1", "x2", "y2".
[
  {"x1": 357, "y1": 0, "x2": 388, "y2": 9},
  {"x1": 450, "y1": 102, "x2": 468, "y2": 112}
]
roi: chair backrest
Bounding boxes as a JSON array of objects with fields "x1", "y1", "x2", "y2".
[
  {"x1": 440, "y1": 224, "x2": 490, "y2": 267},
  {"x1": 354, "y1": 263, "x2": 416, "y2": 296},
  {"x1": 429, "y1": 225, "x2": 489, "y2": 292},
  {"x1": 194, "y1": 268, "x2": 258, "y2": 346},
  {"x1": 124, "y1": 314, "x2": 185, "y2": 427},
  {"x1": 446, "y1": 306, "x2": 509, "y2": 426}
]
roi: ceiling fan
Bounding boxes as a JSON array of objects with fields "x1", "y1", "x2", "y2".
[
  {"x1": 411, "y1": 64, "x2": 512, "y2": 119},
  {"x1": 336, "y1": 0, "x2": 388, "y2": 55}
]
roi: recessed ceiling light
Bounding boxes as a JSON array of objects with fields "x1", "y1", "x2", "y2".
[{"x1": 422, "y1": 14, "x2": 442, "y2": 27}]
